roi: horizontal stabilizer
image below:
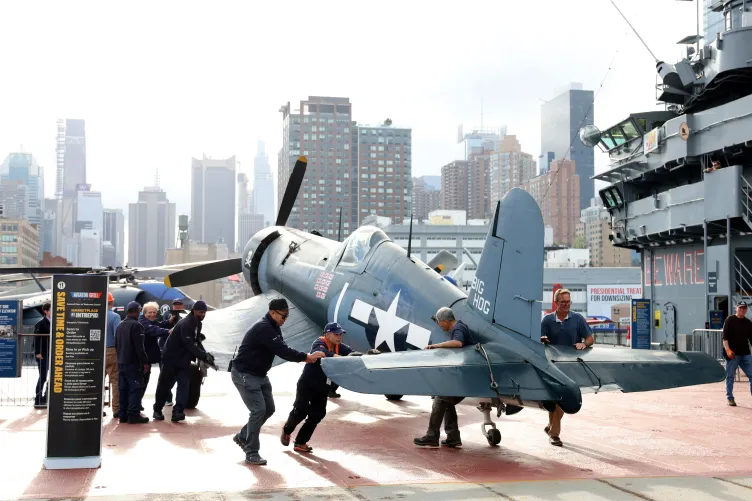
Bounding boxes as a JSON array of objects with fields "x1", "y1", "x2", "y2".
[
  {"x1": 321, "y1": 343, "x2": 566, "y2": 402},
  {"x1": 201, "y1": 290, "x2": 322, "y2": 371},
  {"x1": 547, "y1": 345, "x2": 725, "y2": 393}
]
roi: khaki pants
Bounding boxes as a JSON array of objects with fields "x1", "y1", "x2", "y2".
[
  {"x1": 548, "y1": 404, "x2": 564, "y2": 438},
  {"x1": 105, "y1": 347, "x2": 119, "y2": 414}
]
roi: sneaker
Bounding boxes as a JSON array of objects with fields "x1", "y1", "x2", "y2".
[
  {"x1": 245, "y1": 455, "x2": 267, "y2": 465},
  {"x1": 413, "y1": 436, "x2": 439, "y2": 448},
  {"x1": 728, "y1": 398, "x2": 737, "y2": 406},
  {"x1": 153, "y1": 410, "x2": 165, "y2": 421},
  {"x1": 233, "y1": 434, "x2": 246, "y2": 450},
  {"x1": 280, "y1": 430, "x2": 291, "y2": 446},
  {"x1": 165, "y1": 401, "x2": 174, "y2": 406},
  {"x1": 328, "y1": 389, "x2": 341, "y2": 398},
  {"x1": 127, "y1": 414, "x2": 149, "y2": 424},
  {"x1": 171, "y1": 412, "x2": 185, "y2": 422},
  {"x1": 544, "y1": 425, "x2": 550, "y2": 435},
  {"x1": 549, "y1": 436, "x2": 563, "y2": 446},
  {"x1": 441, "y1": 438, "x2": 462, "y2": 448},
  {"x1": 118, "y1": 415, "x2": 128, "y2": 423},
  {"x1": 294, "y1": 443, "x2": 313, "y2": 453}
]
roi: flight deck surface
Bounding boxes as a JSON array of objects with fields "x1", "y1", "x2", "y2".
[{"x1": 1, "y1": 362, "x2": 751, "y2": 501}]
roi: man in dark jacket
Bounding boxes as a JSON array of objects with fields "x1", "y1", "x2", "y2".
[
  {"x1": 115, "y1": 301, "x2": 150, "y2": 423},
  {"x1": 153, "y1": 300, "x2": 214, "y2": 422},
  {"x1": 33, "y1": 302, "x2": 51, "y2": 408},
  {"x1": 138, "y1": 301, "x2": 172, "y2": 406},
  {"x1": 159, "y1": 298, "x2": 185, "y2": 407},
  {"x1": 230, "y1": 298, "x2": 325, "y2": 465},
  {"x1": 281, "y1": 322, "x2": 359, "y2": 452}
]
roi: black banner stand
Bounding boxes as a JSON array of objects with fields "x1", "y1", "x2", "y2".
[{"x1": 44, "y1": 274, "x2": 109, "y2": 469}]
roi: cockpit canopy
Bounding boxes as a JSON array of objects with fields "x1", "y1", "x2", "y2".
[{"x1": 337, "y1": 226, "x2": 390, "y2": 267}]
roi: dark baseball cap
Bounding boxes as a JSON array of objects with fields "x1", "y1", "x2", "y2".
[
  {"x1": 192, "y1": 300, "x2": 208, "y2": 311},
  {"x1": 172, "y1": 298, "x2": 184, "y2": 305},
  {"x1": 127, "y1": 301, "x2": 141, "y2": 312},
  {"x1": 738, "y1": 301, "x2": 748, "y2": 308},
  {"x1": 268, "y1": 298, "x2": 294, "y2": 311},
  {"x1": 324, "y1": 322, "x2": 345, "y2": 334}
]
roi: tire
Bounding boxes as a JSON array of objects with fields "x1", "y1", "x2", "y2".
[
  {"x1": 486, "y1": 428, "x2": 501, "y2": 446},
  {"x1": 385, "y1": 394, "x2": 403, "y2": 401},
  {"x1": 185, "y1": 363, "x2": 203, "y2": 409}
]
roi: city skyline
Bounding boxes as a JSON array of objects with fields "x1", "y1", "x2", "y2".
[{"x1": 0, "y1": 1, "x2": 699, "y2": 222}]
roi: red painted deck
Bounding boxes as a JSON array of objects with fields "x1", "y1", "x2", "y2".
[{"x1": 1, "y1": 362, "x2": 751, "y2": 500}]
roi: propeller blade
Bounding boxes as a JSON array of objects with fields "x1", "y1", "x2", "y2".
[
  {"x1": 163, "y1": 258, "x2": 243, "y2": 288},
  {"x1": 275, "y1": 156, "x2": 307, "y2": 226}
]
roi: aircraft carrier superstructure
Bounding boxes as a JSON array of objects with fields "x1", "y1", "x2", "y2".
[{"x1": 582, "y1": 0, "x2": 752, "y2": 348}]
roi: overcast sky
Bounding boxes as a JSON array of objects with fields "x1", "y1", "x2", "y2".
[{"x1": 0, "y1": 0, "x2": 698, "y2": 222}]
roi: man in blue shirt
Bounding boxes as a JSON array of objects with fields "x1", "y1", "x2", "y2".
[
  {"x1": 540, "y1": 288, "x2": 593, "y2": 446},
  {"x1": 105, "y1": 293, "x2": 121, "y2": 417},
  {"x1": 281, "y1": 322, "x2": 358, "y2": 453},
  {"x1": 414, "y1": 307, "x2": 474, "y2": 448}
]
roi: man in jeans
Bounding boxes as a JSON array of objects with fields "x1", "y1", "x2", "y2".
[
  {"x1": 230, "y1": 298, "x2": 324, "y2": 465},
  {"x1": 104, "y1": 293, "x2": 121, "y2": 416},
  {"x1": 722, "y1": 301, "x2": 752, "y2": 406}
]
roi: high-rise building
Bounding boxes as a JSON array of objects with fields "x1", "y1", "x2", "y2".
[
  {"x1": 41, "y1": 198, "x2": 57, "y2": 261},
  {"x1": 489, "y1": 135, "x2": 536, "y2": 209},
  {"x1": 278, "y1": 96, "x2": 357, "y2": 237},
  {"x1": 191, "y1": 155, "x2": 236, "y2": 250},
  {"x1": 455, "y1": 126, "x2": 505, "y2": 161},
  {"x1": 522, "y1": 159, "x2": 580, "y2": 246},
  {"x1": 129, "y1": 186, "x2": 176, "y2": 267},
  {"x1": 540, "y1": 83, "x2": 594, "y2": 210},
  {"x1": 356, "y1": 120, "x2": 412, "y2": 225},
  {"x1": 237, "y1": 173, "x2": 250, "y2": 215},
  {"x1": 440, "y1": 161, "x2": 469, "y2": 213},
  {"x1": 0, "y1": 181, "x2": 29, "y2": 221},
  {"x1": 0, "y1": 218, "x2": 39, "y2": 267},
  {"x1": 238, "y1": 213, "x2": 265, "y2": 252},
  {"x1": 61, "y1": 119, "x2": 87, "y2": 196},
  {"x1": 1, "y1": 152, "x2": 44, "y2": 226},
  {"x1": 75, "y1": 189, "x2": 103, "y2": 267},
  {"x1": 103, "y1": 209, "x2": 125, "y2": 267},
  {"x1": 253, "y1": 140, "x2": 275, "y2": 227},
  {"x1": 412, "y1": 176, "x2": 441, "y2": 221},
  {"x1": 579, "y1": 199, "x2": 633, "y2": 267}
]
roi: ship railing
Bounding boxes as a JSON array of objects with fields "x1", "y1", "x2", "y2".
[
  {"x1": 740, "y1": 175, "x2": 752, "y2": 226},
  {"x1": 733, "y1": 255, "x2": 752, "y2": 299},
  {"x1": 688, "y1": 329, "x2": 746, "y2": 382}
]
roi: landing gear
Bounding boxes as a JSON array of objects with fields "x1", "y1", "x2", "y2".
[{"x1": 478, "y1": 402, "x2": 502, "y2": 446}]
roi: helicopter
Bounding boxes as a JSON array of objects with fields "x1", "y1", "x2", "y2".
[{"x1": 153, "y1": 156, "x2": 724, "y2": 446}]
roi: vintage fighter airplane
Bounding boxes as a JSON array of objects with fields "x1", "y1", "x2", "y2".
[{"x1": 159, "y1": 156, "x2": 724, "y2": 446}]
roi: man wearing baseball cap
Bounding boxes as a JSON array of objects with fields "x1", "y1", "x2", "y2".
[
  {"x1": 104, "y1": 292, "x2": 121, "y2": 416},
  {"x1": 154, "y1": 300, "x2": 215, "y2": 422},
  {"x1": 230, "y1": 297, "x2": 325, "y2": 465},
  {"x1": 115, "y1": 301, "x2": 150, "y2": 423},
  {"x1": 281, "y1": 322, "x2": 359, "y2": 453},
  {"x1": 722, "y1": 300, "x2": 752, "y2": 406}
]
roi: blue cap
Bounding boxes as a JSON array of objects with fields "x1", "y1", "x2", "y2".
[
  {"x1": 127, "y1": 301, "x2": 141, "y2": 312},
  {"x1": 324, "y1": 322, "x2": 345, "y2": 334},
  {"x1": 193, "y1": 300, "x2": 208, "y2": 311}
]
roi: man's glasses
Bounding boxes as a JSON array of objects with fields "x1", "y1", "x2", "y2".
[{"x1": 275, "y1": 311, "x2": 289, "y2": 319}]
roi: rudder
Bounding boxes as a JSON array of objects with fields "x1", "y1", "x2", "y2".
[{"x1": 466, "y1": 188, "x2": 544, "y2": 338}]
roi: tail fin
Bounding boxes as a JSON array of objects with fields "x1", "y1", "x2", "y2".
[{"x1": 467, "y1": 188, "x2": 544, "y2": 338}]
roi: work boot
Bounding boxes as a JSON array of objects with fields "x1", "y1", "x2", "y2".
[
  {"x1": 294, "y1": 443, "x2": 313, "y2": 453},
  {"x1": 413, "y1": 435, "x2": 439, "y2": 448},
  {"x1": 728, "y1": 398, "x2": 737, "y2": 406},
  {"x1": 233, "y1": 434, "x2": 246, "y2": 450},
  {"x1": 245, "y1": 454, "x2": 267, "y2": 465},
  {"x1": 171, "y1": 412, "x2": 186, "y2": 422},
  {"x1": 127, "y1": 414, "x2": 149, "y2": 424},
  {"x1": 441, "y1": 438, "x2": 462, "y2": 448},
  {"x1": 328, "y1": 389, "x2": 341, "y2": 398},
  {"x1": 153, "y1": 410, "x2": 165, "y2": 421}
]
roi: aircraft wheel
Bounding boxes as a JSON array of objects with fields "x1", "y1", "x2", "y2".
[
  {"x1": 385, "y1": 394, "x2": 403, "y2": 401},
  {"x1": 185, "y1": 363, "x2": 203, "y2": 409},
  {"x1": 486, "y1": 428, "x2": 501, "y2": 446}
]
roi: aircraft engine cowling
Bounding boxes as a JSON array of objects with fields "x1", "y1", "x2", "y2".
[{"x1": 242, "y1": 227, "x2": 283, "y2": 295}]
